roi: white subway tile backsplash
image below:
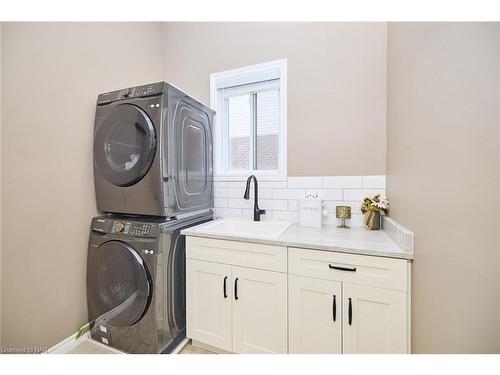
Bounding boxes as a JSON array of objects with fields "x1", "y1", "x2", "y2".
[
  {"x1": 324, "y1": 200, "x2": 362, "y2": 213},
  {"x1": 287, "y1": 176, "x2": 323, "y2": 189},
  {"x1": 258, "y1": 180, "x2": 288, "y2": 189},
  {"x1": 226, "y1": 181, "x2": 247, "y2": 188},
  {"x1": 214, "y1": 207, "x2": 242, "y2": 218},
  {"x1": 255, "y1": 188, "x2": 273, "y2": 199},
  {"x1": 362, "y1": 175, "x2": 386, "y2": 189},
  {"x1": 229, "y1": 198, "x2": 287, "y2": 210},
  {"x1": 213, "y1": 181, "x2": 228, "y2": 188},
  {"x1": 306, "y1": 188, "x2": 343, "y2": 201},
  {"x1": 226, "y1": 181, "x2": 241, "y2": 187},
  {"x1": 272, "y1": 188, "x2": 306, "y2": 200},
  {"x1": 260, "y1": 199, "x2": 288, "y2": 211},
  {"x1": 226, "y1": 181, "x2": 242, "y2": 190},
  {"x1": 346, "y1": 213, "x2": 365, "y2": 227},
  {"x1": 304, "y1": 189, "x2": 321, "y2": 199},
  {"x1": 214, "y1": 198, "x2": 229, "y2": 208},
  {"x1": 288, "y1": 200, "x2": 299, "y2": 211},
  {"x1": 227, "y1": 198, "x2": 254, "y2": 209},
  {"x1": 343, "y1": 188, "x2": 385, "y2": 201},
  {"x1": 227, "y1": 180, "x2": 287, "y2": 189},
  {"x1": 212, "y1": 175, "x2": 385, "y2": 226},
  {"x1": 225, "y1": 183, "x2": 273, "y2": 199},
  {"x1": 322, "y1": 212, "x2": 339, "y2": 225},
  {"x1": 323, "y1": 176, "x2": 362, "y2": 189},
  {"x1": 215, "y1": 187, "x2": 243, "y2": 198}
]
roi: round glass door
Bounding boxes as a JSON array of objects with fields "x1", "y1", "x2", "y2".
[
  {"x1": 87, "y1": 241, "x2": 152, "y2": 327},
  {"x1": 93, "y1": 104, "x2": 156, "y2": 187}
]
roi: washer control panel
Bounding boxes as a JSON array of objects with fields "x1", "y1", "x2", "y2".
[
  {"x1": 111, "y1": 221, "x2": 153, "y2": 237},
  {"x1": 90, "y1": 217, "x2": 162, "y2": 238}
]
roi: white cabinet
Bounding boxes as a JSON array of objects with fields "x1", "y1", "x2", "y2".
[
  {"x1": 186, "y1": 259, "x2": 232, "y2": 351},
  {"x1": 186, "y1": 238, "x2": 288, "y2": 354},
  {"x1": 232, "y1": 267, "x2": 287, "y2": 354},
  {"x1": 342, "y1": 283, "x2": 407, "y2": 354},
  {"x1": 186, "y1": 237, "x2": 411, "y2": 354},
  {"x1": 288, "y1": 275, "x2": 342, "y2": 354},
  {"x1": 288, "y1": 247, "x2": 410, "y2": 354}
]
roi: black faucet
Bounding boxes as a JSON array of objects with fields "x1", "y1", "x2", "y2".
[{"x1": 243, "y1": 175, "x2": 266, "y2": 221}]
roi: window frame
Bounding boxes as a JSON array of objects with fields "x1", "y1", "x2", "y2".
[{"x1": 210, "y1": 59, "x2": 287, "y2": 181}]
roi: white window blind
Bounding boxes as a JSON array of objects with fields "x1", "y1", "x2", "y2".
[
  {"x1": 215, "y1": 66, "x2": 281, "y2": 90},
  {"x1": 210, "y1": 59, "x2": 287, "y2": 179},
  {"x1": 219, "y1": 80, "x2": 280, "y2": 172}
]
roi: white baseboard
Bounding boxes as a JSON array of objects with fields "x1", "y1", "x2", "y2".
[
  {"x1": 45, "y1": 331, "x2": 90, "y2": 354},
  {"x1": 46, "y1": 331, "x2": 189, "y2": 354},
  {"x1": 46, "y1": 332, "x2": 123, "y2": 354}
]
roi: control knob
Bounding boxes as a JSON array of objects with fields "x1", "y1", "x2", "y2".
[{"x1": 115, "y1": 222, "x2": 125, "y2": 232}]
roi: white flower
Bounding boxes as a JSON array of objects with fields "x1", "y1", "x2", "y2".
[
  {"x1": 373, "y1": 200, "x2": 388, "y2": 209},
  {"x1": 370, "y1": 194, "x2": 389, "y2": 209}
]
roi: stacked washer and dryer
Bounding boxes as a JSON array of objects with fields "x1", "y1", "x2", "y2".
[{"x1": 87, "y1": 82, "x2": 214, "y2": 354}]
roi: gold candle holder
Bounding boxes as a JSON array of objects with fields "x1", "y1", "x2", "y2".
[{"x1": 336, "y1": 206, "x2": 351, "y2": 229}]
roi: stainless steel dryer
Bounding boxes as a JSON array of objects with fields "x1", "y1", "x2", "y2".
[
  {"x1": 93, "y1": 82, "x2": 214, "y2": 217},
  {"x1": 86, "y1": 212, "x2": 212, "y2": 354}
]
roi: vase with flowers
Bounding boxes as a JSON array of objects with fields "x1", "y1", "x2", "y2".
[{"x1": 361, "y1": 194, "x2": 389, "y2": 230}]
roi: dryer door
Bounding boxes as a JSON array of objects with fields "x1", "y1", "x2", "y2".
[
  {"x1": 94, "y1": 104, "x2": 156, "y2": 187},
  {"x1": 87, "y1": 240, "x2": 152, "y2": 327}
]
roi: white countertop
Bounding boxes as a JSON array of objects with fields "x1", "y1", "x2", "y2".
[{"x1": 182, "y1": 219, "x2": 414, "y2": 260}]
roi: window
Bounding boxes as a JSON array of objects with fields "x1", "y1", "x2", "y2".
[{"x1": 210, "y1": 59, "x2": 287, "y2": 179}]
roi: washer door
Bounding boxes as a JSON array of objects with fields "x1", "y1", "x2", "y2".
[
  {"x1": 94, "y1": 104, "x2": 156, "y2": 187},
  {"x1": 87, "y1": 241, "x2": 152, "y2": 327}
]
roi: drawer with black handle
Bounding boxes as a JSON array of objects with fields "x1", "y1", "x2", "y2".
[{"x1": 288, "y1": 247, "x2": 408, "y2": 291}]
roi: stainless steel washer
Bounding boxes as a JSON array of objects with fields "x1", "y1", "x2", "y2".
[{"x1": 86, "y1": 212, "x2": 212, "y2": 354}]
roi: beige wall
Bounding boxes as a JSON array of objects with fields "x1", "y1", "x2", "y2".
[
  {"x1": 1, "y1": 22, "x2": 165, "y2": 349},
  {"x1": 162, "y1": 22, "x2": 387, "y2": 176},
  {"x1": 0, "y1": 22, "x2": 3, "y2": 346},
  {"x1": 387, "y1": 22, "x2": 500, "y2": 353}
]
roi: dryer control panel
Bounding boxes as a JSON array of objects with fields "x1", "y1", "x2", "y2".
[{"x1": 96, "y1": 82, "x2": 165, "y2": 105}]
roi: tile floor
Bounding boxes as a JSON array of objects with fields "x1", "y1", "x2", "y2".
[
  {"x1": 179, "y1": 342, "x2": 215, "y2": 354},
  {"x1": 65, "y1": 339, "x2": 121, "y2": 354},
  {"x1": 62, "y1": 338, "x2": 214, "y2": 354}
]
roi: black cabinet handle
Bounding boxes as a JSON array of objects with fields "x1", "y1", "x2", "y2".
[
  {"x1": 348, "y1": 298, "x2": 352, "y2": 325},
  {"x1": 223, "y1": 276, "x2": 228, "y2": 298},
  {"x1": 332, "y1": 295, "x2": 336, "y2": 322},
  {"x1": 329, "y1": 264, "x2": 357, "y2": 272},
  {"x1": 234, "y1": 278, "x2": 239, "y2": 300}
]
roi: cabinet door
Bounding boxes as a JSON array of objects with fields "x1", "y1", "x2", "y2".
[
  {"x1": 288, "y1": 275, "x2": 342, "y2": 354},
  {"x1": 232, "y1": 266, "x2": 287, "y2": 354},
  {"x1": 343, "y1": 283, "x2": 407, "y2": 354},
  {"x1": 186, "y1": 259, "x2": 232, "y2": 351}
]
